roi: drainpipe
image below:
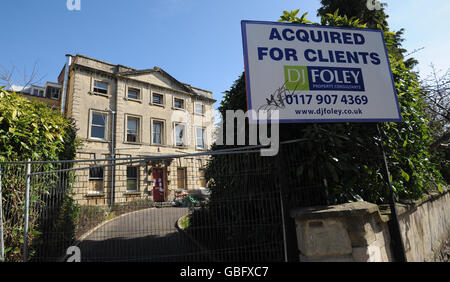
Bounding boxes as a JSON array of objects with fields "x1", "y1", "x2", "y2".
[
  {"x1": 110, "y1": 110, "x2": 116, "y2": 208},
  {"x1": 109, "y1": 73, "x2": 119, "y2": 208},
  {"x1": 61, "y1": 54, "x2": 72, "y2": 115}
]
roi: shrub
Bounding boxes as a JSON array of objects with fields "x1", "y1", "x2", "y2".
[{"x1": 0, "y1": 87, "x2": 78, "y2": 261}]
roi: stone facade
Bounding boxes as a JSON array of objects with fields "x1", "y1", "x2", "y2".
[
  {"x1": 290, "y1": 188, "x2": 450, "y2": 262},
  {"x1": 64, "y1": 54, "x2": 215, "y2": 205}
]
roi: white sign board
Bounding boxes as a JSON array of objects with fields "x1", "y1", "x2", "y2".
[{"x1": 241, "y1": 20, "x2": 402, "y2": 123}]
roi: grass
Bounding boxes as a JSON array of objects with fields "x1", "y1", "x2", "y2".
[
  {"x1": 105, "y1": 213, "x2": 116, "y2": 221},
  {"x1": 180, "y1": 215, "x2": 190, "y2": 229}
]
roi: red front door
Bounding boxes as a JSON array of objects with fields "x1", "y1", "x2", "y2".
[{"x1": 152, "y1": 168, "x2": 165, "y2": 202}]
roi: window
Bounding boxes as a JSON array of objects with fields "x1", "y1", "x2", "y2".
[
  {"x1": 177, "y1": 168, "x2": 186, "y2": 189},
  {"x1": 127, "y1": 87, "x2": 141, "y2": 100},
  {"x1": 93, "y1": 81, "x2": 108, "y2": 95},
  {"x1": 174, "y1": 98, "x2": 184, "y2": 109},
  {"x1": 91, "y1": 112, "x2": 107, "y2": 140},
  {"x1": 195, "y1": 103, "x2": 204, "y2": 115},
  {"x1": 174, "y1": 123, "x2": 186, "y2": 147},
  {"x1": 89, "y1": 166, "x2": 104, "y2": 193},
  {"x1": 126, "y1": 116, "x2": 140, "y2": 143},
  {"x1": 50, "y1": 88, "x2": 60, "y2": 99},
  {"x1": 126, "y1": 166, "x2": 139, "y2": 191},
  {"x1": 39, "y1": 90, "x2": 44, "y2": 97},
  {"x1": 152, "y1": 93, "x2": 164, "y2": 105},
  {"x1": 152, "y1": 120, "x2": 164, "y2": 145},
  {"x1": 32, "y1": 88, "x2": 40, "y2": 96},
  {"x1": 196, "y1": 128, "x2": 206, "y2": 149}
]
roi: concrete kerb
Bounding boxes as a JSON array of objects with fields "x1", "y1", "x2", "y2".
[
  {"x1": 59, "y1": 207, "x2": 157, "y2": 262},
  {"x1": 175, "y1": 212, "x2": 221, "y2": 262}
]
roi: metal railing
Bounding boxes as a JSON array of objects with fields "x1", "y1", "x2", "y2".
[{"x1": 0, "y1": 138, "x2": 390, "y2": 262}]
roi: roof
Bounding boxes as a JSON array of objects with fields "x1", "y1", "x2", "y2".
[
  {"x1": 72, "y1": 54, "x2": 215, "y2": 102},
  {"x1": 118, "y1": 67, "x2": 191, "y2": 92}
]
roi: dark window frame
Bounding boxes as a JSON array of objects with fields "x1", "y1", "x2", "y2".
[
  {"x1": 152, "y1": 93, "x2": 164, "y2": 105},
  {"x1": 177, "y1": 167, "x2": 186, "y2": 189},
  {"x1": 127, "y1": 87, "x2": 141, "y2": 101},
  {"x1": 126, "y1": 166, "x2": 139, "y2": 192},
  {"x1": 174, "y1": 98, "x2": 185, "y2": 109}
]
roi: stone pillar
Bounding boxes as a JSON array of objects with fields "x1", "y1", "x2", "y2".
[{"x1": 290, "y1": 202, "x2": 393, "y2": 262}]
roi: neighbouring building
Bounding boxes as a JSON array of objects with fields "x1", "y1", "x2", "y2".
[
  {"x1": 9, "y1": 81, "x2": 62, "y2": 110},
  {"x1": 59, "y1": 54, "x2": 216, "y2": 205}
]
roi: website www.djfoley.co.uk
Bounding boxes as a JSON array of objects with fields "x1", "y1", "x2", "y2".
[{"x1": 295, "y1": 107, "x2": 363, "y2": 116}]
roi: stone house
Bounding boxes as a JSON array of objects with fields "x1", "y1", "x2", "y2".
[{"x1": 60, "y1": 54, "x2": 215, "y2": 205}]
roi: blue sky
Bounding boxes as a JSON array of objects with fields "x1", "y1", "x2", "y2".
[{"x1": 1, "y1": 0, "x2": 449, "y2": 108}]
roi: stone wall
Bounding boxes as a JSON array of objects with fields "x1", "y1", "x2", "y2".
[
  {"x1": 290, "y1": 188, "x2": 450, "y2": 262},
  {"x1": 396, "y1": 190, "x2": 450, "y2": 261}
]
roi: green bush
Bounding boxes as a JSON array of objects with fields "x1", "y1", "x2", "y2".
[
  {"x1": 0, "y1": 88, "x2": 76, "y2": 162},
  {"x1": 0, "y1": 87, "x2": 79, "y2": 261}
]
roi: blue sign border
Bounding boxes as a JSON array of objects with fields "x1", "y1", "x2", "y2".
[{"x1": 241, "y1": 20, "x2": 403, "y2": 124}]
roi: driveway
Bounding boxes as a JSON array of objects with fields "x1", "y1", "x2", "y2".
[{"x1": 78, "y1": 207, "x2": 206, "y2": 262}]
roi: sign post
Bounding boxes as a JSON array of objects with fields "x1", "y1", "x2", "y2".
[
  {"x1": 241, "y1": 20, "x2": 406, "y2": 262},
  {"x1": 376, "y1": 124, "x2": 408, "y2": 262}
]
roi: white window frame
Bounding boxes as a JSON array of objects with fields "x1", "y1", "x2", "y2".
[
  {"x1": 194, "y1": 102, "x2": 205, "y2": 116},
  {"x1": 174, "y1": 122, "x2": 187, "y2": 147},
  {"x1": 125, "y1": 114, "x2": 142, "y2": 144},
  {"x1": 151, "y1": 119, "x2": 165, "y2": 145},
  {"x1": 92, "y1": 80, "x2": 109, "y2": 96},
  {"x1": 89, "y1": 110, "x2": 108, "y2": 141},
  {"x1": 196, "y1": 127, "x2": 206, "y2": 150}
]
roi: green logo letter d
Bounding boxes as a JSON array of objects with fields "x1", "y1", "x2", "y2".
[{"x1": 284, "y1": 66, "x2": 309, "y2": 91}]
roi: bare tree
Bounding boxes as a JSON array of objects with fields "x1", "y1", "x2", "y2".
[
  {"x1": 421, "y1": 64, "x2": 450, "y2": 150},
  {"x1": 0, "y1": 62, "x2": 45, "y2": 92}
]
